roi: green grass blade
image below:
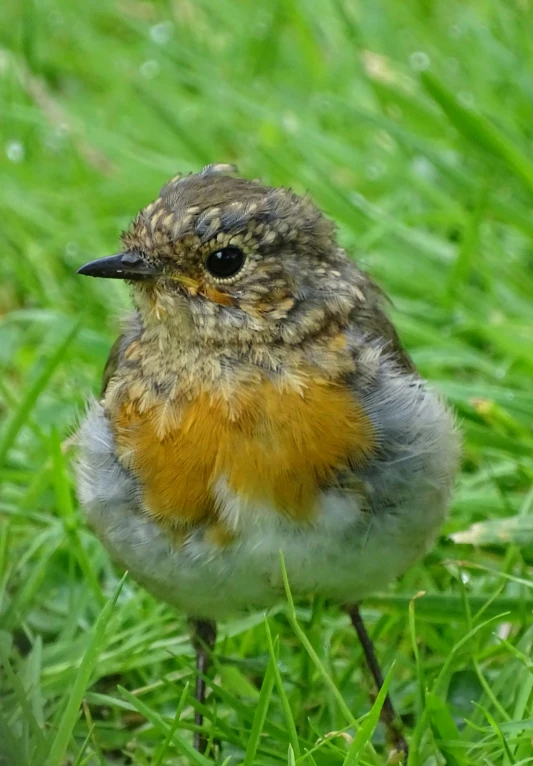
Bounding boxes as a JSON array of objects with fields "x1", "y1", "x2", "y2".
[
  {"x1": 118, "y1": 684, "x2": 212, "y2": 766},
  {"x1": 44, "y1": 574, "x2": 126, "y2": 766},
  {"x1": 265, "y1": 619, "x2": 301, "y2": 759},
  {"x1": 426, "y1": 692, "x2": 467, "y2": 766},
  {"x1": 49, "y1": 427, "x2": 105, "y2": 604},
  {"x1": 288, "y1": 743, "x2": 296, "y2": 766},
  {"x1": 364, "y1": 593, "x2": 532, "y2": 624},
  {"x1": 409, "y1": 593, "x2": 426, "y2": 714},
  {"x1": 152, "y1": 681, "x2": 191, "y2": 766},
  {"x1": 342, "y1": 663, "x2": 393, "y2": 764},
  {"x1": 473, "y1": 702, "x2": 514, "y2": 763},
  {"x1": 421, "y1": 71, "x2": 533, "y2": 196},
  {"x1": 0, "y1": 319, "x2": 81, "y2": 466},
  {"x1": 242, "y1": 654, "x2": 276, "y2": 766},
  {"x1": 433, "y1": 612, "x2": 511, "y2": 696},
  {"x1": 279, "y1": 552, "x2": 356, "y2": 726}
]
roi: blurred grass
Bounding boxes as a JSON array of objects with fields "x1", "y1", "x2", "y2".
[{"x1": 1, "y1": 0, "x2": 533, "y2": 763}]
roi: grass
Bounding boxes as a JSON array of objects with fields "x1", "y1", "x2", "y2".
[{"x1": 1, "y1": 0, "x2": 533, "y2": 763}]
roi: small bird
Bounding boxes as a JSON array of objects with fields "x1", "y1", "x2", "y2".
[{"x1": 76, "y1": 163, "x2": 459, "y2": 757}]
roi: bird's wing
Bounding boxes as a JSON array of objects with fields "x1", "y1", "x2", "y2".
[
  {"x1": 100, "y1": 313, "x2": 142, "y2": 399},
  {"x1": 100, "y1": 335, "x2": 125, "y2": 399},
  {"x1": 352, "y1": 272, "x2": 417, "y2": 375}
]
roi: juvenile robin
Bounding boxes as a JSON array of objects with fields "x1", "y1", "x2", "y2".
[{"x1": 76, "y1": 163, "x2": 459, "y2": 757}]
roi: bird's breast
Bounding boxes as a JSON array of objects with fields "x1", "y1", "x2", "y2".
[{"x1": 110, "y1": 376, "x2": 377, "y2": 527}]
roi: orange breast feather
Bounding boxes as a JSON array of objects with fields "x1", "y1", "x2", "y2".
[{"x1": 112, "y1": 378, "x2": 376, "y2": 525}]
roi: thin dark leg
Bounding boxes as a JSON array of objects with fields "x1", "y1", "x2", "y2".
[
  {"x1": 345, "y1": 604, "x2": 408, "y2": 758},
  {"x1": 190, "y1": 618, "x2": 217, "y2": 754}
]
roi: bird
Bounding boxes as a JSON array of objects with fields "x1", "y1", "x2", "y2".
[{"x1": 75, "y1": 163, "x2": 459, "y2": 758}]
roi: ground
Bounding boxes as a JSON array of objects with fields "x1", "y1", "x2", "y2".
[{"x1": 1, "y1": 1, "x2": 533, "y2": 764}]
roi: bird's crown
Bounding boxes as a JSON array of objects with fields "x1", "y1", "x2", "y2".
[{"x1": 78, "y1": 164, "x2": 372, "y2": 347}]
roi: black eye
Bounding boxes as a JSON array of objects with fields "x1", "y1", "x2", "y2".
[{"x1": 205, "y1": 246, "x2": 245, "y2": 279}]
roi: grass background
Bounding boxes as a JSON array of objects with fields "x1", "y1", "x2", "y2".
[{"x1": 1, "y1": 0, "x2": 533, "y2": 763}]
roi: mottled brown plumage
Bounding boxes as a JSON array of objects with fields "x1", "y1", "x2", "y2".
[
  {"x1": 76, "y1": 164, "x2": 459, "y2": 759},
  {"x1": 100, "y1": 163, "x2": 413, "y2": 403}
]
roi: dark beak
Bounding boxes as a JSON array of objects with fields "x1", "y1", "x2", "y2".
[{"x1": 77, "y1": 251, "x2": 159, "y2": 280}]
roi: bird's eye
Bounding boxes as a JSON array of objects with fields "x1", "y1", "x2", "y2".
[{"x1": 205, "y1": 246, "x2": 245, "y2": 279}]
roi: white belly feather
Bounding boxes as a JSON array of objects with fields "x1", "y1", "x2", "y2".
[{"x1": 76, "y1": 368, "x2": 459, "y2": 619}]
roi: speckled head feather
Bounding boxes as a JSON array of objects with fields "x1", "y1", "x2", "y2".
[
  {"x1": 124, "y1": 162, "x2": 335, "y2": 257},
  {"x1": 116, "y1": 163, "x2": 398, "y2": 354}
]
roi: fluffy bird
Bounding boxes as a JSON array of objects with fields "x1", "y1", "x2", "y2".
[{"x1": 76, "y1": 164, "x2": 459, "y2": 756}]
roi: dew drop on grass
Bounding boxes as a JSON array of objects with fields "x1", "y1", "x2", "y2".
[
  {"x1": 150, "y1": 21, "x2": 172, "y2": 45},
  {"x1": 140, "y1": 60, "x2": 160, "y2": 79},
  {"x1": 409, "y1": 51, "x2": 430, "y2": 71},
  {"x1": 66, "y1": 242, "x2": 80, "y2": 257},
  {"x1": 44, "y1": 123, "x2": 70, "y2": 153},
  {"x1": 282, "y1": 113, "x2": 299, "y2": 134},
  {"x1": 5, "y1": 140, "x2": 24, "y2": 162},
  {"x1": 411, "y1": 155, "x2": 436, "y2": 180}
]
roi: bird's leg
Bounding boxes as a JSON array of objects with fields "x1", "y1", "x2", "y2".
[
  {"x1": 345, "y1": 604, "x2": 408, "y2": 758},
  {"x1": 190, "y1": 618, "x2": 217, "y2": 754}
]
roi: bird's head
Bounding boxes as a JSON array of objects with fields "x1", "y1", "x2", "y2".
[{"x1": 78, "y1": 164, "x2": 361, "y2": 346}]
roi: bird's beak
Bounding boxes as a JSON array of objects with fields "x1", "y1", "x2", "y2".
[{"x1": 77, "y1": 251, "x2": 160, "y2": 281}]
